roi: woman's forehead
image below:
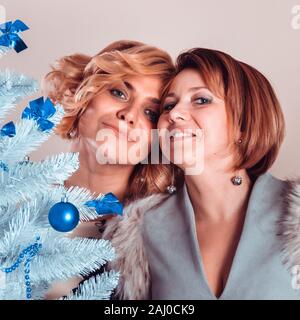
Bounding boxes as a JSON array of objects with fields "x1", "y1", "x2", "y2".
[{"x1": 168, "y1": 69, "x2": 207, "y2": 94}]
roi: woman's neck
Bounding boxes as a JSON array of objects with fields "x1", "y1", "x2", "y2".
[
  {"x1": 65, "y1": 145, "x2": 134, "y2": 202},
  {"x1": 184, "y1": 167, "x2": 253, "y2": 223}
]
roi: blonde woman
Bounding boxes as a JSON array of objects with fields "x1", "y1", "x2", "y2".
[
  {"x1": 43, "y1": 40, "x2": 176, "y2": 299},
  {"x1": 107, "y1": 48, "x2": 300, "y2": 299}
]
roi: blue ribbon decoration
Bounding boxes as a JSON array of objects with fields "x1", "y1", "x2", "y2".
[
  {"x1": 0, "y1": 19, "x2": 29, "y2": 53},
  {"x1": 0, "y1": 121, "x2": 16, "y2": 137},
  {"x1": 22, "y1": 97, "x2": 56, "y2": 132},
  {"x1": 85, "y1": 192, "x2": 124, "y2": 216}
]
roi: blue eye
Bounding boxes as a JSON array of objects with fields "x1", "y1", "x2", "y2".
[
  {"x1": 145, "y1": 108, "x2": 159, "y2": 123},
  {"x1": 110, "y1": 89, "x2": 127, "y2": 100},
  {"x1": 195, "y1": 97, "x2": 211, "y2": 105}
]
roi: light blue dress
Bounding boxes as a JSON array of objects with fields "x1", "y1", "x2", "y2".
[{"x1": 142, "y1": 173, "x2": 300, "y2": 299}]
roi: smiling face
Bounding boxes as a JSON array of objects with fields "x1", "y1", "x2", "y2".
[
  {"x1": 158, "y1": 68, "x2": 231, "y2": 172},
  {"x1": 77, "y1": 74, "x2": 162, "y2": 165}
]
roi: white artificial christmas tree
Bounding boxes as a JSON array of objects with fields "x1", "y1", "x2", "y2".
[{"x1": 0, "y1": 19, "x2": 120, "y2": 300}]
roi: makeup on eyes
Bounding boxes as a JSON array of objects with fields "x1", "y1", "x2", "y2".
[
  {"x1": 192, "y1": 95, "x2": 213, "y2": 105},
  {"x1": 108, "y1": 80, "x2": 129, "y2": 99},
  {"x1": 110, "y1": 88, "x2": 127, "y2": 100},
  {"x1": 144, "y1": 107, "x2": 159, "y2": 123},
  {"x1": 191, "y1": 88, "x2": 213, "y2": 103},
  {"x1": 162, "y1": 93, "x2": 213, "y2": 112},
  {"x1": 109, "y1": 86, "x2": 160, "y2": 124}
]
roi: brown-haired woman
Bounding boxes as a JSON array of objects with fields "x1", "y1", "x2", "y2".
[
  {"x1": 42, "y1": 40, "x2": 176, "y2": 299},
  {"x1": 108, "y1": 48, "x2": 300, "y2": 299}
]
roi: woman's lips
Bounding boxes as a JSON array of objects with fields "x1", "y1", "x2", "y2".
[
  {"x1": 165, "y1": 127, "x2": 200, "y2": 141},
  {"x1": 170, "y1": 132, "x2": 196, "y2": 140},
  {"x1": 102, "y1": 122, "x2": 122, "y2": 134}
]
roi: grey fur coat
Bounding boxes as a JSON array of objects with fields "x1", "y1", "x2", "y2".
[{"x1": 101, "y1": 176, "x2": 300, "y2": 300}]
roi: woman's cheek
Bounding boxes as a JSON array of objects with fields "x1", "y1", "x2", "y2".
[{"x1": 78, "y1": 113, "x2": 98, "y2": 138}]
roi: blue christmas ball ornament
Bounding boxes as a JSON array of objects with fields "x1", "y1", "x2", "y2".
[{"x1": 48, "y1": 200, "x2": 80, "y2": 232}]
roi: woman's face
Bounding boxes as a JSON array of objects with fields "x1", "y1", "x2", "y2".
[
  {"x1": 78, "y1": 74, "x2": 162, "y2": 165},
  {"x1": 158, "y1": 68, "x2": 230, "y2": 173}
]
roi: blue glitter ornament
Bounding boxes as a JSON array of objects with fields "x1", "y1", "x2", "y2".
[{"x1": 48, "y1": 195, "x2": 79, "y2": 232}]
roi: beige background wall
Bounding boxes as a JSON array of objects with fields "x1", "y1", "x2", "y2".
[{"x1": 1, "y1": 0, "x2": 299, "y2": 179}]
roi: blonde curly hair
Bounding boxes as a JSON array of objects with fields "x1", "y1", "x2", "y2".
[{"x1": 43, "y1": 40, "x2": 183, "y2": 202}]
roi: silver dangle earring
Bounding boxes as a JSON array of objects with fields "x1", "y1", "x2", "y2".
[
  {"x1": 166, "y1": 167, "x2": 177, "y2": 194},
  {"x1": 231, "y1": 138, "x2": 243, "y2": 186}
]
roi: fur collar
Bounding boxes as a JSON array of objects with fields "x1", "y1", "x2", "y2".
[
  {"x1": 103, "y1": 178, "x2": 300, "y2": 300},
  {"x1": 278, "y1": 178, "x2": 300, "y2": 271},
  {"x1": 102, "y1": 193, "x2": 169, "y2": 300}
]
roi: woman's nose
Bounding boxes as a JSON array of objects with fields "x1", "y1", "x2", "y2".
[
  {"x1": 116, "y1": 105, "x2": 137, "y2": 126},
  {"x1": 168, "y1": 104, "x2": 190, "y2": 123}
]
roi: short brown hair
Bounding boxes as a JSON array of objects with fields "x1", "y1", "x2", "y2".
[{"x1": 168, "y1": 48, "x2": 285, "y2": 179}]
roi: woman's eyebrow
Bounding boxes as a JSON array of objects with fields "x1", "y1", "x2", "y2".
[
  {"x1": 165, "y1": 92, "x2": 177, "y2": 98},
  {"x1": 150, "y1": 97, "x2": 161, "y2": 105},
  {"x1": 124, "y1": 81, "x2": 134, "y2": 91},
  {"x1": 165, "y1": 86, "x2": 210, "y2": 99},
  {"x1": 188, "y1": 86, "x2": 209, "y2": 92}
]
